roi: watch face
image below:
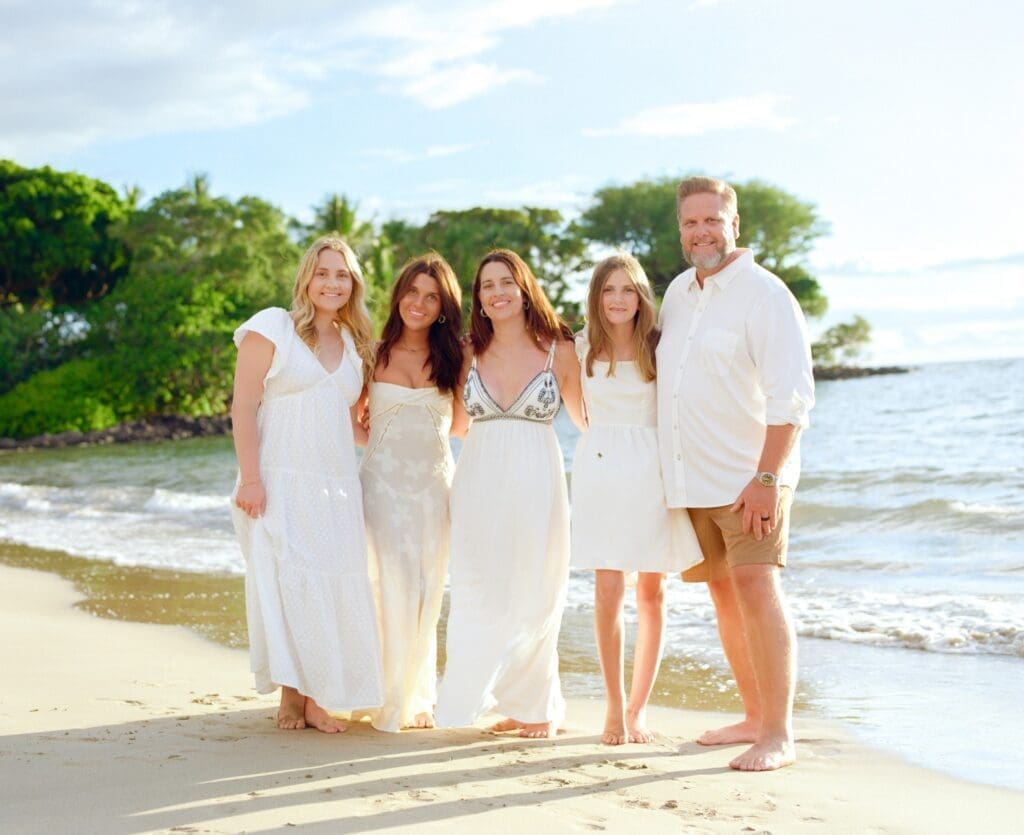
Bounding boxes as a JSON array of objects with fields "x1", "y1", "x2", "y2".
[{"x1": 758, "y1": 473, "x2": 777, "y2": 486}]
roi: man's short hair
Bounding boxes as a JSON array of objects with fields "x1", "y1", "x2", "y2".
[{"x1": 676, "y1": 176, "x2": 738, "y2": 219}]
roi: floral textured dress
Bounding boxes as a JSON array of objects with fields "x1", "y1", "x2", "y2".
[
  {"x1": 230, "y1": 307, "x2": 384, "y2": 712},
  {"x1": 360, "y1": 381, "x2": 454, "y2": 731},
  {"x1": 435, "y1": 341, "x2": 570, "y2": 727}
]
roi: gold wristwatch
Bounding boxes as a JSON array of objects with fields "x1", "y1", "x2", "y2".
[{"x1": 755, "y1": 471, "x2": 778, "y2": 487}]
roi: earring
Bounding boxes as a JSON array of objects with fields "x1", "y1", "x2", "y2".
[
  {"x1": 480, "y1": 309, "x2": 488, "y2": 319},
  {"x1": 523, "y1": 300, "x2": 530, "y2": 311},
  {"x1": 438, "y1": 314, "x2": 446, "y2": 324}
]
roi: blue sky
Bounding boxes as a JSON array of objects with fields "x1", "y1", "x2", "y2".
[{"x1": 2, "y1": 0, "x2": 1021, "y2": 363}]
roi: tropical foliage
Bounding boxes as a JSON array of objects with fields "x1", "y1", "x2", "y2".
[{"x1": 0, "y1": 161, "x2": 863, "y2": 438}]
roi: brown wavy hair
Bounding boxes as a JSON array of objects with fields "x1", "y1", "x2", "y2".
[
  {"x1": 584, "y1": 253, "x2": 659, "y2": 382},
  {"x1": 376, "y1": 252, "x2": 463, "y2": 394},
  {"x1": 291, "y1": 236, "x2": 375, "y2": 382},
  {"x1": 469, "y1": 249, "x2": 572, "y2": 354}
]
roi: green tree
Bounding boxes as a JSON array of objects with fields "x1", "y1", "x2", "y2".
[
  {"x1": 733, "y1": 180, "x2": 829, "y2": 317},
  {"x1": 579, "y1": 176, "x2": 829, "y2": 315},
  {"x1": 0, "y1": 160, "x2": 130, "y2": 308},
  {"x1": 0, "y1": 306, "x2": 89, "y2": 395},
  {"x1": 578, "y1": 179, "x2": 682, "y2": 295},
  {"x1": 811, "y1": 315, "x2": 872, "y2": 366},
  {"x1": 385, "y1": 207, "x2": 586, "y2": 320},
  {"x1": 86, "y1": 177, "x2": 299, "y2": 418}
]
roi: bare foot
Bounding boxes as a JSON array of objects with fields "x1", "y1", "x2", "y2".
[
  {"x1": 277, "y1": 687, "x2": 306, "y2": 730},
  {"x1": 625, "y1": 707, "x2": 654, "y2": 743},
  {"x1": 729, "y1": 736, "x2": 796, "y2": 771},
  {"x1": 602, "y1": 705, "x2": 626, "y2": 745},
  {"x1": 697, "y1": 719, "x2": 758, "y2": 746},
  {"x1": 408, "y1": 712, "x2": 435, "y2": 729},
  {"x1": 303, "y1": 698, "x2": 348, "y2": 734},
  {"x1": 489, "y1": 718, "x2": 524, "y2": 733},
  {"x1": 520, "y1": 722, "x2": 554, "y2": 739}
]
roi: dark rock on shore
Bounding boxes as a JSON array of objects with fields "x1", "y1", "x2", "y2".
[
  {"x1": 813, "y1": 365, "x2": 911, "y2": 381},
  {"x1": 0, "y1": 415, "x2": 232, "y2": 451}
]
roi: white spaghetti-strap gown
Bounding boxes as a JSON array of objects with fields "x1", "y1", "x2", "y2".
[
  {"x1": 571, "y1": 331, "x2": 703, "y2": 572},
  {"x1": 230, "y1": 307, "x2": 384, "y2": 713},
  {"x1": 435, "y1": 343, "x2": 570, "y2": 728},
  {"x1": 360, "y1": 381, "x2": 453, "y2": 732}
]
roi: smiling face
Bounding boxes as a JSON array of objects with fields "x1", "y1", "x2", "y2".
[
  {"x1": 600, "y1": 268, "x2": 640, "y2": 328},
  {"x1": 307, "y1": 248, "x2": 353, "y2": 315},
  {"x1": 477, "y1": 259, "x2": 525, "y2": 322},
  {"x1": 398, "y1": 271, "x2": 443, "y2": 332},
  {"x1": 678, "y1": 191, "x2": 740, "y2": 273}
]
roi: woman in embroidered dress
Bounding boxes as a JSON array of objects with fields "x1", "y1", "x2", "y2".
[
  {"x1": 435, "y1": 249, "x2": 584, "y2": 739},
  {"x1": 571, "y1": 254, "x2": 703, "y2": 744},
  {"x1": 358, "y1": 253, "x2": 466, "y2": 732},
  {"x1": 231, "y1": 236, "x2": 384, "y2": 733}
]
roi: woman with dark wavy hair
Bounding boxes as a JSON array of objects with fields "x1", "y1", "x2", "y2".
[
  {"x1": 359, "y1": 252, "x2": 466, "y2": 732},
  {"x1": 435, "y1": 249, "x2": 584, "y2": 739}
]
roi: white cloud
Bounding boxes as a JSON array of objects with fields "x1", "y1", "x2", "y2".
[
  {"x1": 362, "y1": 143, "x2": 479, "y2": 165},
  {"x1": 584, "y1": 95, "x2": 794, "y2": 137},
  {"x1": 400, "y1": 63, "x2": 540, "y2": 110},
  {"x1": 0, "y1": 1, "x2": 314, "y2": 159},
  {"x1": 0, "y1": 0, "x2": 626, "y2": 158},
  {"x1": 345, "y1": 0, "x2": 621, "y2": 108}
]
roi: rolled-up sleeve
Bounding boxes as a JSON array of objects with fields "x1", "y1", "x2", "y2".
[{"x1": 748, "y1": 286, "x2": 815, "y2": 428}]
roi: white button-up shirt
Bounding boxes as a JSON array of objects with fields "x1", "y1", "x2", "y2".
[{"x1": 657, "y1": 250, "x2": 815, "y2": 508}]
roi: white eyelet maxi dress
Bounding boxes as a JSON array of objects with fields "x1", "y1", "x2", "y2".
[
  {"x1": 230, "y1": 307, "x2": 384, "y2": 713},
  {"x1": 435, "y1": 342, "x2": 570, "y2": 728},
  {"x1": 360, "y1": 382, "x2": 454, "y2": 732},
  {"x1": 570, "y1": 332, "x2": 703, "y2": 573}
]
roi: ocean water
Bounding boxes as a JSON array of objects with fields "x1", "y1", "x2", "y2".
[{"x1": 1, "y1": 357, "x2": 1021, "y2": 789}]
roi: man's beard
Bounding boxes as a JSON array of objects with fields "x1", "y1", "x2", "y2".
[{"x1": 685, "y1": 240, "x2": 734, "y2": 270}]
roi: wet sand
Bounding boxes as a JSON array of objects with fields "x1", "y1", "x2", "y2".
[{"x1": 4, "y1": 562, "x2": 1024, "y2": 834}]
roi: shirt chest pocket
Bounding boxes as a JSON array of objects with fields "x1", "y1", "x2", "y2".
[{"x1": 699, "y1": 327, "x2": 739, "y2": 376}]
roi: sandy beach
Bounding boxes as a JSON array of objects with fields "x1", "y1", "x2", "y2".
[{"x1": 2, "y1": 563, "x2": 1021, "y2": 835}]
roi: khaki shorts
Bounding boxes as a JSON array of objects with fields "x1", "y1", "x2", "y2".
[{"x1": 682, "y1": 487, "x2": 793, "y2": 583}]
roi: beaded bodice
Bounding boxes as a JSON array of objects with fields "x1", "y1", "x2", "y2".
[{"x1": 463, "y1": 342, "x2": 561, "y2": 424}]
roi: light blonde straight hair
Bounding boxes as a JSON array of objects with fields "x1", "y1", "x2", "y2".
[
  {"x1": 290, "y1": 235, "x2": 376, "y2": 382},
  {"x1": 584, "y1": 253, "x2": 658, "y2": 382}
]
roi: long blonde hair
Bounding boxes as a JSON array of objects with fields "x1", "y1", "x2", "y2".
[
  {"x1": 584, "y1": 253, "x2": 659, "y2": 382},
  {"x1": 291, "y1": 236, "x2": 376, "y2": 382}
]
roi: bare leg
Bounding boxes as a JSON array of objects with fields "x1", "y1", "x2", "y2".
[
  {"x1": 625, "y1": 572, "x2": 665, "y2": 743},
  {"x1": 303, "y1": 697, "x2": 348, "y2": 734},
  {"x1": 594, "y1": 570, "x2": 627, "y2": 745},
  {"x1": 697, "y1": 577, "x2": 762, "y2": 745},
  {"x1": 727, "y1": 564, "x2": 796, "y2": 771},
  {"x1": 277, "y1": 686, "x2": 306, "y2": 730}
]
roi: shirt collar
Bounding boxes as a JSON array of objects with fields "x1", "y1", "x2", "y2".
[{"x1": 685, "y1": 249, "x2": 753, "y2": 293}]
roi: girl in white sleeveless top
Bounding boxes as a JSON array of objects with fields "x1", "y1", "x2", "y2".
[{"x1": 570, "y1": 254, "x2": 702, "y2": 745}]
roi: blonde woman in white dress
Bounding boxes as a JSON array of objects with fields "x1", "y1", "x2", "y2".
[
  {"x1": 231, "y1": 236, "x2": 383, "y2": 733},
  {"x1": 571, "y1": 253, "x2": 702, "y2": 745},
  {"x1": 358, "y1": 253, "x2": 467, "y2": 732},
  {"x1": 435, "y1": 249, "x2": 585, "y2": 738}
]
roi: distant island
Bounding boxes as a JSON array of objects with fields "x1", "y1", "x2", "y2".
[{"x1": 814, "y1": 364, "x2": 911, "y2": 381}]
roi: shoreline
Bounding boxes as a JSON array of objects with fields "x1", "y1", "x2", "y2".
[
  {"x1": 4, "y1": 563, "x2": 1023, "y2": 834},
  {"x1": 0, "y1": 364, "x2": 911, "y2": 451}
]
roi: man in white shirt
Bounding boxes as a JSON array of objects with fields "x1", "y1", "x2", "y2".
[{"x1": 657, "y1": 176, "x2": 815, "y2": 771}]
